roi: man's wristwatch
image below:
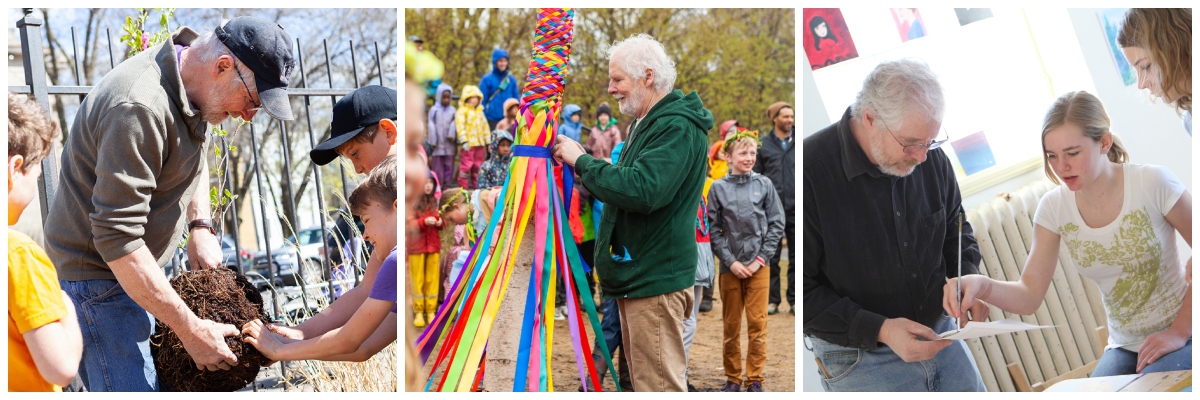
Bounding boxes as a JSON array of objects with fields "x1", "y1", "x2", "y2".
[{"x1": 188, "y1": 219, "x2": 217, "y2": 236}]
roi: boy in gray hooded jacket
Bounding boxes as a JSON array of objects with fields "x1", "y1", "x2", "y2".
[{"x1": 707, "y1": 131, "x2": 785, "y2": 392}]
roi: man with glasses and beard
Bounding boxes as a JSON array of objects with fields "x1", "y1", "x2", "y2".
[
  {"x1": 553, "y1": 33, "x2": 712, "y2": 391},
  {"x1": 802, "y1": 59, "x2": 989, "y2": 391},
  {"x1": 44, "y1": 16, "x2": 295, "y2": 391}
]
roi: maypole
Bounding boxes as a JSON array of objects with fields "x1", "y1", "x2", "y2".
[{"x1": 415, "y1": 8, "x2": 618, "y2": 392}]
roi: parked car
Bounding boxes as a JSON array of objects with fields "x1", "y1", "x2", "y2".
[
  {"x1": 247, "y1": 246, "x2": 324, "y2": 292},
  {"x1": 285, "y1": 227, "x2": 326, "y2": 265}
]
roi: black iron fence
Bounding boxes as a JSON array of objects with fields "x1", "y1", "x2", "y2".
[{"x1": 10, "y1": 8, "x2": 393, "y2": 391}]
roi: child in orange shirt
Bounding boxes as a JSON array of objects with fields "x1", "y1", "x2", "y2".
[{"x1": 7, "y1": 93, "x2": 83, "y2": 391}]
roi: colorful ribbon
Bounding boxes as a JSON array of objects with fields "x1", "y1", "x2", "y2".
[
  {"x1": 512, "y1": 145, "x2": 552, "y2": 159},
  {"x1": 415, "y1": 8, "x2": 617, "y2": 392}
]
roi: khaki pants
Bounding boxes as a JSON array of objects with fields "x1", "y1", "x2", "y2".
[
  {"x1": 616, "y1": 287, "x2": 693, "y2": 392},
  {"x1": 719, "y1": 267, "x2": 769, "y2": 385},
  {"x1": 407, "y1": 253, "x2": 440, "y2": 314}
]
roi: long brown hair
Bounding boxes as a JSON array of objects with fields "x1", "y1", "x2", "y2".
[
  {"x1": 1118, "y1": 8, "x2": 1192, "y2": 113},
  {"x1": 1041, "y1": 91, "x2": 1130, "y2": 185}
]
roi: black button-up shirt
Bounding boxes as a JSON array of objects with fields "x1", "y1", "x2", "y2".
[{"x1": 802, "y1": 107, "x2": 981, "y2": 349}]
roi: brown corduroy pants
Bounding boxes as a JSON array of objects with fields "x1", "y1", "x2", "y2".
[{"x1": 719, "y1": 267, "x2": 769, "y2": 385}]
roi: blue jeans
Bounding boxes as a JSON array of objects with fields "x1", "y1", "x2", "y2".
[
  {"x1": 61, "y1": 279, "x2": 158, "y2": 392},
  {"x1": 810, "y1": 316, "x2": 986, "y2": 392},
  {"x1": 590, "y1": 297, "x2": 629, "y2": 389},
  {"x1": 596, "y1": 298, "x2": 622, "y2": 355},
  {"x1": 1092, "y1": 338, "x2": 1192, "y2": 377}
]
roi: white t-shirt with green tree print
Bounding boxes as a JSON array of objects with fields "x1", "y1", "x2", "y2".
[{"x1": 1034, "y1": 163, "x2": 1188, "y2": 351}]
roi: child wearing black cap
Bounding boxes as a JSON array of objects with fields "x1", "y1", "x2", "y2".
[{"x1": 309, "y1": 85, "x2": 398, "y2": 175}]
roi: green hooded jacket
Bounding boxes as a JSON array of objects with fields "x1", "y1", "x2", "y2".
[{"x1": 575, "y1": 89, "x2": 714, "y2": 299}]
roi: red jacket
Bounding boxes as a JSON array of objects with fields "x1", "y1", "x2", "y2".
[{"x1": 407, "y1": 207, "x2": 442, "y2": 255}]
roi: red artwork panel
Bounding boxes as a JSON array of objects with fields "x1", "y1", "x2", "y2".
[{"x1": 804, "y1": 8, "x2": 859, "y2": 71}]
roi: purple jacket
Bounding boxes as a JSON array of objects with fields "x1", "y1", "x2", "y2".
[{"x1": 426, "y1": 83, "x2": 457, "y2": 156}]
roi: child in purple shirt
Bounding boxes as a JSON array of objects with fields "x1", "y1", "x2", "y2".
[
  {"x1": 243, "y1": 156, "x2": 398, "y2": 361},
  {"x1": 369, "y1": 248, "x2": 399, "y2": 313}
]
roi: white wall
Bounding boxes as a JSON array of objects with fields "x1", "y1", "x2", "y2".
[
  {"x1": 801, "y1": 8, "x2": 1192, "y2": 392},
  {"x1": 802, "y1": 50, "x2": 832, "y2": 137}
]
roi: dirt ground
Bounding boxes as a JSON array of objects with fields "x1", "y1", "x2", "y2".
[{"x1": 416, "y1": 257, "x2": 795, "y2": 392}]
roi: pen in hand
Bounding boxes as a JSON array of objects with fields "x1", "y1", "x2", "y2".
[{"x1": 956, "y1": 211, "x2": 964, "y2": 329}]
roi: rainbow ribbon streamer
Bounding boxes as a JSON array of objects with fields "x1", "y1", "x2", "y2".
[{"x1": 415, "y1": 8, "x2": 618, "y2": 392}]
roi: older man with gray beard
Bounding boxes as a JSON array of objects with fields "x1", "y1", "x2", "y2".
[
  {"x1": 553, "y1": 33, "x2": 712, "y2": 392},
  {"x1": 44, "y1": 16, "x2": 294, "y2": 391},
  {"x1": 802, "y1": 59, "x2": 990, "y2": 391}
]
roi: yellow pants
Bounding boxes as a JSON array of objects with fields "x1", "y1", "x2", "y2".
[{"x1": 407, "y1": 253, "x2": 440, "y2": 314}]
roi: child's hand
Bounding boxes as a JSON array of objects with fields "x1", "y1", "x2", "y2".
[
  {"x1": 267, "y1": 323, "x2": 305, "y2": 340},
  {"x1": 424, "y1": 216, "x2": 438, "y2": 226},
  {"x1": 746, "y1": 261, "x2": 762, "y2": 275},
  {"x1": 242, "y1": 319, "x2": 291, "y2": 361},
  {"x1": 730, "y1": 261, "x2": 750, "y2": 279}
]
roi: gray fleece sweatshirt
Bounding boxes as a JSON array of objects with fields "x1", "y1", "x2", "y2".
[
  {"x1": 707, "y1": 171, "x2": 786, "y2": 274},
  {"x1": 46, "y1": 27, "x2": 209, "y2": 281}
]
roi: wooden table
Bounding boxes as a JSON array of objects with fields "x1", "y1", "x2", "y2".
[{"x1": 1046, "y1": 370, "x2": 1191, "y2": 392}]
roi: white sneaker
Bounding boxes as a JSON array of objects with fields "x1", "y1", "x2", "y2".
[{"x1": 554, "y1": 306, "x2": 567, "y2": 321}]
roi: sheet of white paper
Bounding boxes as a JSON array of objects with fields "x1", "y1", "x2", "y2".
[{"x1": 939, "y1": 316, "x2": 1055, "y2": 340}]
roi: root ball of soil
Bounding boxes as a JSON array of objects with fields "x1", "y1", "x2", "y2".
[{"x1": 151, "y1": 268, "x2": 271, "y2": 391}]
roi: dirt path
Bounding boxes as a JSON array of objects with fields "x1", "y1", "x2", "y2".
[
  {"x1": 551, "y1": 258, "x2": 794, "y2": 392},
  {"x1": 416, "y1": 260, "x2": 795, "y2": 392}
]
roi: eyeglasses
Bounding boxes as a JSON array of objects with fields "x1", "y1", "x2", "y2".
[
  {"x1": 880, "y1": 119, "x2": 948, "y2": 154},
  {"x1": 234, "y1": 63, "x2": 261, "y2": 110}
]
